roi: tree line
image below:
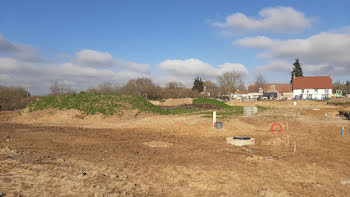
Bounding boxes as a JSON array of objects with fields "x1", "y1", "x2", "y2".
[
  {"x1": 2, "y1": 58, "x2": 348, "y2": 111},
  {"x1": 49, "y1": 70, "x2": 247, "y2": 100},
  {"x1": 333, "y1": 81, "x2": 350, "y2": 95}
]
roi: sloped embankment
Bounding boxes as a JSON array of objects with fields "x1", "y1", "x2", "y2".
[{"x1": 27, "y1": 93, "x2": 196, "y2": 116}]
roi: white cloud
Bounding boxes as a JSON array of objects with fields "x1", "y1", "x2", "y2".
[
  {"x1": 159, "y1": 58, "x2": 248, "y2": 77},
  {"x1": 75, "y1": 49, "x2": 150, "y2": 72},
  {"x1": 213, "y1": 6, "x2": 311, "y2": 34},
  {"x1": 159, "y1": 58, "x2": 218, "y2": 77},
  {"x1": 0, "y1": 34, "x2": 41, "y2": 62},
  {"x1": 0, "y1": 36, "x2": 151, "y2": 94},
  {"x1": 157, "y1": 58, "x2": 249, "y2": 87},
  {"x1": 218, "y1": 63, "x2": 249, "y2": 75},
  {"x1": 236, "y1": 32, "x2": 350, "y2": 76},
  {"x1": 235, "y1": 36, "x2": 275, "y2": 48},
  {"x1": 256, "y1": 60, "x2": 292, "y2": 73},
  {"x1": 0, "y1": 57, "x2": 149, "y2": 95},
  {"x1": 114, "y1": 59, "x2": 150, "y2": 73},
  {"x1": 0, "y1": 35, "x2": 252, "y2": 94},
  {"x1": 76, "y1": 49, "x2": 114, "y2": 66}
]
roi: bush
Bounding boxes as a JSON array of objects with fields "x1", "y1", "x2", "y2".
[{"x1": 0, "y1": 85, "x2": 32, "y2": 111}]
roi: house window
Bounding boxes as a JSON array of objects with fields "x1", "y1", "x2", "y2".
[
  {"x1": 325, "y1": 89, "x2": 329, "y2": 94},
  {"x1": 315, "y1": 89, "x2": 318, "y2": 94},
  {"x1": 302, "y1": 89, "x2": 304, "y2": 93}
]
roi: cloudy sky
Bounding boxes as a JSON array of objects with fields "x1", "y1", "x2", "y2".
[{"x1": 1, "y1": 0, "x2": 350, "y2": 95}]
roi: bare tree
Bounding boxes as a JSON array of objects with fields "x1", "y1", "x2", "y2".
[
  {"x1": 49, "y1": 81, "x2": 75, "y2": 95},
  {"x1": 203, "y1": 80, "x2": 220, "y2": 97},
  {"x1": 165, "y1": 82, "x2": 185, "y2": 89},
  {"x1": 87, "y1": 82, "x2": 120, "y2": 93},
  {"x1": 237, "y1": 79, "x2": 246, "y2": 91},
  {"x1": 120, "y1": 78, "x2": 162, "y2": 100},
  {"x1": 254, "y1": 74, "x2": 267, "y2": 92},
  {"x1": 217, "y1": 70, "x2": 242, "y2": 95}
]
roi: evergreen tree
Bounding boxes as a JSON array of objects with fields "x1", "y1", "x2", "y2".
[
  {"x1": 192, "y1": 77, "x2": 204, "y2": 92},
  {"x1": 346, "y1": 80, "x2": 350, "y2": 94},
  {"x1": 290, "y1": 58, "x2": 303, "y2": 83}
]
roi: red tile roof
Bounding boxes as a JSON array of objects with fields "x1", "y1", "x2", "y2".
[
  {"x1": 248, "y1": 84, "x2": 292, "y2": 93},
  {"x1": 293, "y1": 76, "x2": 332, "y2": 89}
]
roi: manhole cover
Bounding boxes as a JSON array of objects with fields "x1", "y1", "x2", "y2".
[
  {"x1": 226, "y1": 136, "x2": 255, "y2": 146},
  {"x1": 233, "y1": 136, "x2": 251, "y2": 140}
]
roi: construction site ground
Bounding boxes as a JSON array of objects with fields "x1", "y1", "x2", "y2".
[{"x1": 1, "y1": 100, "x2": 350, "y2": 196}]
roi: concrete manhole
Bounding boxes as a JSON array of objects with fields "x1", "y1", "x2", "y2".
[{"x1": 226, "y1": 136, "x2": 255, "y2": 146}]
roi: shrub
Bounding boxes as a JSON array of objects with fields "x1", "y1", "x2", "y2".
[{"x1": 0, "y1": 85, "x2": 32, "y2": 111}]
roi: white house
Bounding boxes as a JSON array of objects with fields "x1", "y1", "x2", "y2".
[{"x1": 292, "y1": 76, "x2": 332, "y2": 100}]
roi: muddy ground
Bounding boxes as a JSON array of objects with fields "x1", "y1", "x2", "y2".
[{"x1": 1, "y1": 102, "x2": 350, "y2": 196}]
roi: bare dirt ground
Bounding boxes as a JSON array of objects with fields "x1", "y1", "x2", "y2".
[
  {"x1": 226, "y1": 100, "x2": 338, "y2": 109},
  {"x1": 1, "y1": 101, "x2": 350, "y2": 196}
]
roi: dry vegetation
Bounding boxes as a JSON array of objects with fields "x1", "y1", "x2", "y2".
[
  {"x1": 86, "y1": 79, "x2": 201, "y2": 100},
  {"x1": 0, "y1": 85, "x2": 36, "y2": 111}
]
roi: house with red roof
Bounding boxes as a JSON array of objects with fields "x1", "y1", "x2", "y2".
[{"x1": 292, "y1": 76, "x2": 333, "y2": 100}]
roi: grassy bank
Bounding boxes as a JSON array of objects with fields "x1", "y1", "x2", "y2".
[
  {"x1": 28, "y1": 93, "x2": 196, "y2": 116},
  {"x1": 28, "y1": 94, "x2": 245, "y2": 118},
  {"x1": 193, "y1": 98, "x2": 243, "y2": 120}
]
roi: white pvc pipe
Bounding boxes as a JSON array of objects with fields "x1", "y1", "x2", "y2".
[{"x1": 213, "y1": 111, "x2": 216, "y2": 126}]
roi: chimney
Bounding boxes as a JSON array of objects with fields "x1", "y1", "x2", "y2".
[
  {"x1": 293, "y1": 74, "x2": 295, "y2": 79},
  {"x1": 330, "y1": 73, "x2": 332, "y2": 78}
]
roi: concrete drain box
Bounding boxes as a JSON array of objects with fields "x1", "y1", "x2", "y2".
[{"x1": 226, "y1": 136, "x2": 255, "y2": 146}]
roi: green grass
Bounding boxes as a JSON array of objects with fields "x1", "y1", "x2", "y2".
[
  {"x1": 28, "y1": 93, "x2": 196, "y2": 116},
  {"x1": 27, "y1": 94, "x2": 245, "y2": 119},
  {"x1": 193, "y1": 98, "x2": 235, "y2": 109},
  {"x1": 257, "y1": 105, "x2": 268, "y2": 112},
  {"x1": 192, "y1": 98, "x2": 243, "y2": 120}
]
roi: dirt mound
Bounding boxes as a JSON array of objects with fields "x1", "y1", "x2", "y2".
[
  {"x1": 12, "y1": 108, "x2": 152, "y2": 126},
  {"x1": 160, "y1": 103, "x2": 218, "y2": 110},
  {"x1": 159, "y1": 98, "x2": 193, "y2": 106}
]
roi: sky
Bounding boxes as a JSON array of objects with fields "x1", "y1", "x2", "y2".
[{"x1": 1, "y1": 0, "x2": 350, "y2": 95}]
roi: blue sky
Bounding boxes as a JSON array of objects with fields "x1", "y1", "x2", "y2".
[{"x1": 1, "y1": 0, "x2": 350, "y2": 94}]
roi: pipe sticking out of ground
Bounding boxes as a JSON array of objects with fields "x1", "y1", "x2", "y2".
[{"x1": 213, "y1": 111, "x2": 216, "y2": 127}]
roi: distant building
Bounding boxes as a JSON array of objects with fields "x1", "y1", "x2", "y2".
[
  {"x1": 292, "y1": 76, "x2": 332, "y2": 100},
  {"x1": 248, "y1": 84, "x2": 293, "y2": 100}
]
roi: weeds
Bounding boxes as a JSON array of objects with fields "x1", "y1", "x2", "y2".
[
  {"x1": 28, "y1": 93, "x2": 197, "y2": 116},
  {"x1": 193, "y1": 98, "x2": 243, "y2": 120},
  {"x1": 28, "y1": 94, "x2": 244, "y2": 118}
]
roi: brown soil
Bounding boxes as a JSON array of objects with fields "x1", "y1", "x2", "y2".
[
  {"x1": 226, "y1": 100, "x2": 337, "y2": 109},
  {"x1": 1, "y1": 101, "x2": 350, "y2": 196},
  {"x1": 328, "y1": 97, "x2": 350, "y2": 103}
]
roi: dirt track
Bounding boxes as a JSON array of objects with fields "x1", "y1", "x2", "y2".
[{"x1": 1, "y1": 104, "x2": 350, "y2": 196}]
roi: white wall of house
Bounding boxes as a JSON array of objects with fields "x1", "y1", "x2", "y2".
[{"x1": 293, "y1": 89, "x2": 332, "y2": 100}]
